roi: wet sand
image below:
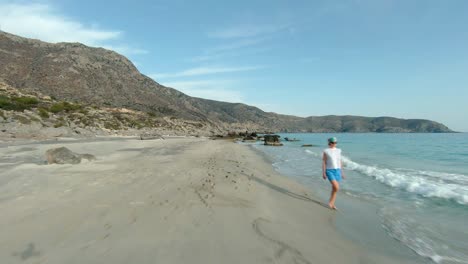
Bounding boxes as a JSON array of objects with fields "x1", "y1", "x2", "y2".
[{"x1": 0, "y1": 137, "x2": 397, "y2": 263}]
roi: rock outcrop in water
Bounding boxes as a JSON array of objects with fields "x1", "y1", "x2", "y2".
[
  {"x1": 264, "y1": 135, "x2": 283, "y2": 146},
  {"x1": 0, "y1": 30, "x2": 454, "y2": 135}
]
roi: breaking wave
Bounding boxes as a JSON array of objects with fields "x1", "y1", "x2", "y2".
[{"x1": 342, "y1": 156, "x2": 468, "y2": 205}]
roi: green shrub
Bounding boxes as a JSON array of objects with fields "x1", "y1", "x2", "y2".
[
  {"x1": 50, "y1": 102, "x2": 82, "y2": 113},
  {"x1": 0, "y1": 96, "x2": 39, "y2": 111},
  {"x1": 12, "y1": 97, "x2": 39, "y2": 105},
  {"x1": 0, "y1": 96, "x2": 11, "y2": 108},
  {"x1": 50, "y1": 103, "x2": 65, "y2": 113},
  {"x1": 63, "y1": 102, "x2": 82, "y2": 111},
  {"x1": 38, "y1": 108, "x2": 50, "y2": 118}
]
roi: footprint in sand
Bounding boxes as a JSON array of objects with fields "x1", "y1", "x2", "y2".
[{"x1": 252, "y1": 218, "x2": 311, "y2": 264}]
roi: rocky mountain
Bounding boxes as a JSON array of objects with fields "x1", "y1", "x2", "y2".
[{"x1": 0, "y1": 30, "x2": 454, "y2": 134}]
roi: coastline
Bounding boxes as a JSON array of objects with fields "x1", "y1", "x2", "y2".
[
  {"x1": 248, "y1": 141, "x2": 430, "y2": 263},
  {"x1": 1, "y1": 137, "x2": 408, "y2": 263}
]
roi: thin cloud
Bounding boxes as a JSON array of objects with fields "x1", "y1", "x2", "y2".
[
  {"x1": 191, "y1": 46, "x2": 273, "y2": 62},
  {"x1": 161, "y1": 80, "x2": 244, "y2": 103},
  {"x1": 151, "y1": 65, "x2": 264, "y2": 79},
  {"x1": 0, "y1": 3, "x2": 146, "y2": 57},
  {"x1": 209, "y1": 23, "x2": 292, "y2": 39},
  {"x1": 244, "y1": 101, "x2": 282, "y2": 113},
  {"x1": 208, "y1": 37, "x2": 266, "y2": 53},
  {"x1": 163, "y1": 79, "x2": 283, "y2": 111},
  {"x1": 162, "y1": 80, "x2": 235, "y2": 89},
  {"x1": 197, "y1": 23, "x2": 291, "y2": 64},
  {"x1": 191, "y1": 53, "x2": 228, "y2": 62}
]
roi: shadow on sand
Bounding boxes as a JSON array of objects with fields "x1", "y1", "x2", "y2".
[{"x1": 247, "y1": 174, "x2": 330, "y2": 209}]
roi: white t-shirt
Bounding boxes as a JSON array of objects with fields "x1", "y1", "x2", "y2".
[{"x1": 323, "y1": 148, "x2": 342, "y2": 169}]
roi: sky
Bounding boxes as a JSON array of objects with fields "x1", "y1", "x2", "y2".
[{"x1": 0, "y1": 0, "x2": 467, "y2": 131}]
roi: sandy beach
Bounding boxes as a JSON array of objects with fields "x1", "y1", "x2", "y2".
[{"x1": 0, "y1": 137, "x2": 398, "y2": 264}]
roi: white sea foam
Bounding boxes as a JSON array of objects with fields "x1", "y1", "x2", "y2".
[
  {"x1": 304, "y1": 149, "x2": 320, "y2": 157},
  {"x1": 404, "y1": 169, "x2": 468, "y2": 185},
  {"x1": 341, "y1": 156, "x2": 468, "y2": 205}
]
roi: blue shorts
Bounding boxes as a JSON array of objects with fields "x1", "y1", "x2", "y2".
[{"x1": 326, "y1": 169, "x2": 342, "y2": 182}]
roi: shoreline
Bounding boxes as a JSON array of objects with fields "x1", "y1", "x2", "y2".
[
  {"x1": 1, "y1": 137, "x2": 410, "y2": 263},
  {"x1": 247, "y1": 142, "x2": 429, "y2": 263}
]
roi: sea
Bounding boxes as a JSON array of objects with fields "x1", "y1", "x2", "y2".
[{"x1": 250, "y1": 133, "x2": 468, "y2": 264}]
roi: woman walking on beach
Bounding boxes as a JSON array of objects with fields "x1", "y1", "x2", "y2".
[{"x1": 322, "y1": 137, "x2": 345, "y2": 209}]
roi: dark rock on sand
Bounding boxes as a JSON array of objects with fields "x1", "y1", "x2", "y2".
[
  {"x1": 140, "y1": 133, "x2": 164, "y2": 140},
  {"x1": 45, "y1": 147, "x2": 95, "y2": 164}
]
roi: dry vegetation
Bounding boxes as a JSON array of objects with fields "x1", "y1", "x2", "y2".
[{"x1": 0, "y1": 81, "x2": 218, "y2": 138}]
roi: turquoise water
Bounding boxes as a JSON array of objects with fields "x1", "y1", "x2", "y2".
[{"x1": 252, "y1": 133, "x2": 468, "y2": 264}]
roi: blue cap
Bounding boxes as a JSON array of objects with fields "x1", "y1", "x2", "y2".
[{"x1": 328, "y1": 137, "x2": 337, "y2": 143}]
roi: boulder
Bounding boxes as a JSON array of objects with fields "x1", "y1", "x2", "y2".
[{"x1": 45, "y1": 147, "x2": 96, "y2": 164}]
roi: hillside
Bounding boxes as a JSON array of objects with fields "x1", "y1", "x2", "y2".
[
  {"x1": 0, "y1": 30, "x2": 453, "y2": 135},
  {"x1": 0, "y1": 81, "x2": 224, "y2": 139}
]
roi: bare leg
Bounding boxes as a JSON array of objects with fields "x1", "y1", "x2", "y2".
[{"x1": 328, "y1": 180, "x2": 340, "y2": 209}]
